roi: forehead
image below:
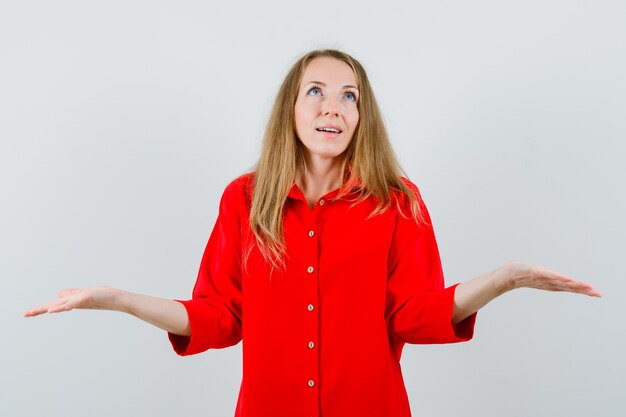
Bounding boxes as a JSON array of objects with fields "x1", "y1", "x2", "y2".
[{"x1": 301, "y1": 57, "x2": 357, "y2": 87}]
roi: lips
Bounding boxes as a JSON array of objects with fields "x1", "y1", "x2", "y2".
[{"x1": 315, "y1": 124, "x2": 343, "y2": 133}]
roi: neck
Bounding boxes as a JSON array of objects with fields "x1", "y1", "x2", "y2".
[{"x1": 296, "y1": 154, "x2": 344, "y2": 207}]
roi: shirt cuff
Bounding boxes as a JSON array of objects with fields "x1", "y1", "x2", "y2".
[
  {"x1": 167, "y1": 299, "x2": 220, "y2": 356},
  {"x1": 395, "y1": 284, "x2": 477, "y2": 344}
]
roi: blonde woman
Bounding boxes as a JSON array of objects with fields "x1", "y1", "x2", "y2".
[{"x1": 25, "y1": 49, "x2": 601, "y2": 417}]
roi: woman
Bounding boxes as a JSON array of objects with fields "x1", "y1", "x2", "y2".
[{"x1": 25, "y1": 49, "x2": 601, "y2": 417}]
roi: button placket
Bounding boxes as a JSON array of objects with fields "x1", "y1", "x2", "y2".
[{"x1": 302, "y1": 214, "x2": 320, "y2": 415}]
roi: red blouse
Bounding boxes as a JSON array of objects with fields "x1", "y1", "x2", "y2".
[{"x1": 168, "y1": 173, "x2": 476, "y2": 417}]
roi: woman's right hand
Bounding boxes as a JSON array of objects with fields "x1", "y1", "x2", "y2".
[
  {"x1": 24, "y1": 287, "x2": 190, "y2": 336},
  {"x1": 24, "y1": 286, "x2": 123, "y2": 318}
]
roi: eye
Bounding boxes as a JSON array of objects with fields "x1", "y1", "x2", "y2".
[
  {"x1": 307, "y1": 86, "x2": 322, "y2": 96},
  {"x1": 344, "y1": 91, "x2": 357, "y2": 102}
]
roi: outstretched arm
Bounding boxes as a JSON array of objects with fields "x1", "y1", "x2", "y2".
[
  {"x1": 452, "y1": 262, "x2": 602, "y2": 324},
  {"x1": 23, "y1": 287, "x2": 191, "y2": 336}
]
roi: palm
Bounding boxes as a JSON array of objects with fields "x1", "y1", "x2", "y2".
[
  {"x1": 508, "y1": 263, "x2": 601, "y2": 297},
  {"x1": 24, "y1": 286, "x2": 119, "y2": 317}
]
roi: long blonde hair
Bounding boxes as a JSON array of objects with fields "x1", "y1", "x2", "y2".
[{"x1": 250, "y1": 49, "x2": 421, "y2": 269}]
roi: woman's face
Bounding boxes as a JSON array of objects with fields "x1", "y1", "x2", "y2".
[{"x1": 294, "y1": 57, "x2": 360, "y2": 163}]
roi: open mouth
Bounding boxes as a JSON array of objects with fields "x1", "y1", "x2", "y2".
[{"x1": 316, "y1": 127, "x2": 343, "y2": 134}]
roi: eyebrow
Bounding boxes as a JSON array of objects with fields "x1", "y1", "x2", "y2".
[{"x1": 304, "y1": 81, "x2": 359, "y2": 90}]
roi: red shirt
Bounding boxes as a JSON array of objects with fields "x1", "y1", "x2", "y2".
[{"x1": 168, "y1": 173, "x2": 476, "y2": 417}]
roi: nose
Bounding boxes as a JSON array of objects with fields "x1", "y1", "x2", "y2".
[{"x1": 321, "y1": 96, "x2": 340, "y2": 117}]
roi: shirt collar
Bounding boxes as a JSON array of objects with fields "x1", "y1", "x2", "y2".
[
  {"x1": 287, "y1": 182, "x2": 306, "y2": 201},
  {"x1": 286, "y1": 162, "x2": 362, "y2": 202},
  {"x1": 286, "y1": 179, "x2": 362, "y2": 202}
]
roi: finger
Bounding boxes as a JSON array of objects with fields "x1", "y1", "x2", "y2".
[
  {"x1": 539, "y1": 268, "x2": 578, "y2": 283},
  {"x1": 558, "y1": 277, "x2": 601, "y2": 296},
  {"x1": 536, "y1": 268, "x2": 589, "y2": 286},
  {"x1": 568, "y1": 283, "x2": 603, "y2": 297},
  {"x1": 24, "y1": 294, "x2": 82, "y2": 317},
  {"x1": 24, "y1": 299, "x2": 65, "y2": 317},
  {"x1": 28, "y1": 298, "x2": 71, "y2": 314},
  {"x1": 542, "y1": 278, "x2": 602, "y2": 297},
  {"x1": 46, "y1": 298, "x2": 75, "y2": 313},
  {"x1": 24, "y1": 306, "x2": 49, "y2": 317}
]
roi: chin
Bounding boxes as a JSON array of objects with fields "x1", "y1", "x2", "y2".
[
  {"x1": 298, "y1": 136, "x2": 351, "y2": 162},
  {"x1": 310, "y1": 147, "x2": 349, "y2": 160}
]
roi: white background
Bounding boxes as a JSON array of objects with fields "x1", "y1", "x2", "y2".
[{"x1": 1, "y1": 1, "x2": 624, "y2": 416}]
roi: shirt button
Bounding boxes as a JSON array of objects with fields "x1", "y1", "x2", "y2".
[
  {"x1": 307, "y1": 379, "x2": 315, "y2": 387},
  {"x1": 308, "y1": 341, "x2": 315, "y2": 349},
  {"x1": 319, "y1": 199, "x2": 325, "y2": 206},
  {"x1": 308, "y1": 230, "x2": 315, "y2": 238},
  {"x1": 307, "y1": 266, "x2": 314, "y2": 274},
  {"x1": 307, "y1": 304, "x2": 315, "y2": 312}
]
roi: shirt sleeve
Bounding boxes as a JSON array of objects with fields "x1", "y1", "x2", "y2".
[
  {"x1": 385, "y1": 181, "x2": 476, "y2": 344},
  {"x1": 168, "y1": 178, "x2": 246, "y2": 355}
]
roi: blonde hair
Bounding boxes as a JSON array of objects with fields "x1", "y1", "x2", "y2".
[{"x1": 250, "y1": 49, "x2": 422, "y2": 269}]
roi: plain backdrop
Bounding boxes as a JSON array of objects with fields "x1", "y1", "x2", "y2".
[{"x1": 1, "y1": 1, "x2": 624, "y2": 416}]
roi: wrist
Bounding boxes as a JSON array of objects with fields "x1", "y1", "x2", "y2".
[
  {"x1": 112, "y1": 288, "x2": 132, "y2": 313},
  {"x1": 495, "y1": 264, "x2": 518, "y2": 294}
]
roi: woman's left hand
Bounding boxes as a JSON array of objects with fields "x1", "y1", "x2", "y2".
[
  {"x1": 505, "y1": 262, "x2": 602, "y2": 297},
  {"x1": 452, "y1": 262, "x2": 602, "y2": 324}
]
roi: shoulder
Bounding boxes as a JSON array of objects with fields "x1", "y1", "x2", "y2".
[
  {"x1": 391, "y1": 177, "x2": 432, "y2": 225},
  {"x1": 398, "y1": 177, "x2": 421, "y2": 197},
  {"x1": 392, "y1": 177, "x2": 424, "y2": 206},
  {"x1": 225, "y1": 172, "x2": 255, "y2": 192},
  {"x1": 220, "y1": 172, "x2": 256, "y2": 210}
]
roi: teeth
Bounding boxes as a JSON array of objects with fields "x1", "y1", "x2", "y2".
[{"x1": 317, "y1": 127, "x2": 341, "y2": 133}]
